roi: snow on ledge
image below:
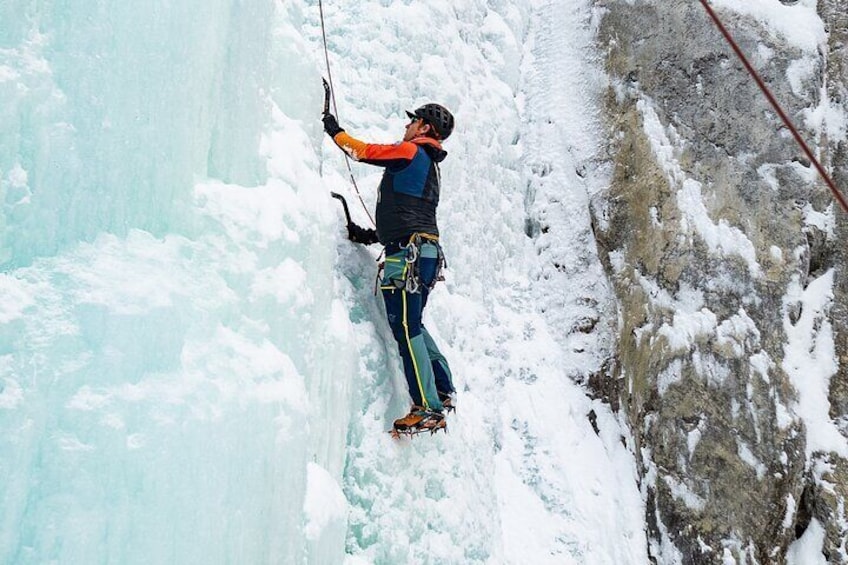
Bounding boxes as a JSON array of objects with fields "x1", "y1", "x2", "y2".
[
  {"x1": 709, "y1": 0, "x2": 826, "y2": 54},
  {"x1": 303, "y1": 462, "x2": 348, "y2": 541}
]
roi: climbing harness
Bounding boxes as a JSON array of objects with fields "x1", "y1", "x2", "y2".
[
  {"x1": 318, "y1": 0, "x2": 376, "y2": 226},
  {"x1": 375, "y1": 234, "x2": 446, "y2": 295},
  {"x1": 698, "y1": 0, "x2": 848, "y2": 215},
  {"x1": 408, "y1": 233, "x2": 446, "y2": 293}
]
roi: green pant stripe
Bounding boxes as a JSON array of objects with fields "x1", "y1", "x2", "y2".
[{"x1": 401, "y1": 290, "x2": 429, "y2": 409}]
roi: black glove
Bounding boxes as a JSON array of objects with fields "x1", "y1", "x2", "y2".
[
  {"x1": 347, "y1": 222, "x2": 379, "y2": 245},
  {"x1": 322, "y1": 113, "x2": 344, "y2": 137}
]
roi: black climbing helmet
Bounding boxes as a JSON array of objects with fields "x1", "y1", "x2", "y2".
[{"x1": 406, "y1": 103, "x2": 455, "y2": 140}]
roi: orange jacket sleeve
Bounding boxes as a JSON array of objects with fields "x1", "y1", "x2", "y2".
[{"x1": 332, "y1": 132, "x2": 418, "y2": 164}]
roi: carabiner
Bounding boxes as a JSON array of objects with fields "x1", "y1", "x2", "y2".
[
  {"x1": 405, "y1": 241, "x2": 419, "y2": 264},
  {"x1": 405, "y1": 275, "x2": 420, "y2": 294}
]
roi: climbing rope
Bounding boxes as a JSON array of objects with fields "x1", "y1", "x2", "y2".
[
  {"x1": 698, "y1": 0, "x2": 848, "y2": 215},
  {"x1": 318, "y1": 0, "x2": 376, "y2": 226}
]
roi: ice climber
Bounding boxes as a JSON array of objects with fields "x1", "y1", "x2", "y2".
[{"x1": 322, "y1": 102, "x2": 457, "y2": 436}]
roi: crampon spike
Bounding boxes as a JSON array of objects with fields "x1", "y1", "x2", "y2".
[{"x1": 389, "y1": 421, "x2": 447, "y2": 439}]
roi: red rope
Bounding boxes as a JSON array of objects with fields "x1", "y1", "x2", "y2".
[{"x1": 698, "y1": 0, "x2": 848, "y2": 215}]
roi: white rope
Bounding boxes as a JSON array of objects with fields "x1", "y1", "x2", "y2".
[{"x1": 318, "y1": 0, "x2": 375, "y2": 227}]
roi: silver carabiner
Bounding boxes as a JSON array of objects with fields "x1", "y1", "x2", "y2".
[
  {"x1": 405, "y1": 274, "x2": 420, "y2": 294},
  {"x1": 405, "y1": 241, "x2": 419, "y2": 264}
]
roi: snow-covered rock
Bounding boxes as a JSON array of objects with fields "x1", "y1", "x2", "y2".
[{"x1": 596, "y1": 0, "x2": 848, "y2": 561}]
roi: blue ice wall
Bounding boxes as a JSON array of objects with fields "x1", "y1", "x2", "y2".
[
  {"x1": 0, "y1": 0, "x2": 276, "y2": 267},
  {"x1": 1, "y1": 2, "x2": 356, "y2": 563}
]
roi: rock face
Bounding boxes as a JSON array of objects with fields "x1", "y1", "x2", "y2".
[
  {"x1": 824, "y1": 0, "x2": 848, "y2": 560},
  {"x1": 594, "y1": 1, "x2": 848, "y2": 562}
]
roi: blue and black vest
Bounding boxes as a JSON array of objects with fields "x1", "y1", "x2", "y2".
[{"x1": 375, "y1": 142, "x2": 446, "y2": 245}]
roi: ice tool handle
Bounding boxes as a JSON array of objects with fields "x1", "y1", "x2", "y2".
[
  {"x1": 322, "y1": 77, "x2": 332, "y2": 117},
  {"x1": 320, "y1": 74, "x2": 375, "y2": 226},
  {"x1": 330, "y1": 192, "x2": 352, "y2": 225}
]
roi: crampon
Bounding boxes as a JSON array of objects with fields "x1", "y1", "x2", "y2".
[
  {"x1": 389, "y1": 408, "x2": 447, "y2": 439},
  {"x1": 439, "y1": 392, "x2": 456, "y2": 414}
]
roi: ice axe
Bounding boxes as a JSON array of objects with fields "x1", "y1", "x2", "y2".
[
  {"x1": 330, "y1": 191, "x2": 352, "y2": 225},
  {"x1": 331, "y1": 191, "x2": 378, "y2": 245},
  {"x1": 322, "y1": 77, "x2": 331, "y2": 116},
  {"x1": 325, "y1": 80, "x2": 352, "y2": 225},
  {"x1": 321, "y1": 77, "x2": 376, "y2": 230}
]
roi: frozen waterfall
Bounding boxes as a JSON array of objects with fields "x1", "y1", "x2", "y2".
[{"x1": 1, "y1": 1, "x2": 647, "y2": 563}]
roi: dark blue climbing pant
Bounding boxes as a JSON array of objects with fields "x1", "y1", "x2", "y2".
[{"x1": 381, "y1": 241, "x2": 454, "y2": 411}]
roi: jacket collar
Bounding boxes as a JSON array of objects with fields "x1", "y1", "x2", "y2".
[
  {"x1": 410, "y1": 136, "x2": 447, "y2": 163},
  {"x1": 410, "y1": 136, "x2": 443, "y2": 150}
]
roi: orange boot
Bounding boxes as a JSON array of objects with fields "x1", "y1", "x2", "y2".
[{"x1": 391, "y1": 407, "x2": 445, "y2": 436}]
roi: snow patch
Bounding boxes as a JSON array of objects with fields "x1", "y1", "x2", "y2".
[
  {"x1": 0, "y1": 274, "x2": 35, "y2": 323},
  {"x1": 802, "y1": 202, "x2": 835, "y2": 238},
  {"x1": 749, "y1": 351, "x2": 773, "y2": 384},
  {"x1": 658, "y1": 308, "x2": 717, "y2": 355},
  {"x1": 757, "y1": 164, "x2": 779, "y2": 191},
  {"x1": 782, "y1": 271, "x2": 847, "y2": 457},
  {"x1": 687, "y1": 427, "x2": 702, "y2": 460},
  {"x1": 769, "y1": 246, "x2": 784, "y2": 266},
  {"x1": 737, "y1": 440, "x2": 767, "y2": 480},
  {"x1": 7, "y1": 163, "x2": 28, "y2": 188},
  {"x1": 638, "y1": 100, "x2": 761, "y2": 277},
  {"x1": 715, "y1": 309, "x2": 760, "y2": 358},
  {"x1": 787, "y1": 518, "x2": 827, "y2": 565},
  {"x1": 804, "y1": 93, "x2": 848, "y2": 145},
  {"x1": 250, "y1": 258, "x2": 313, "y2": 307},
  {"x1": 786, "y1": 57, "x2": 816, "y2": 98},
  {"x1": 693, "y1": 351, "x2": 731, "y2": 388},
  {"x1": 303, "y1": 462, "x2": 348, "y2": 541},
  {"x1": 663, "y1": 474, "x2": 706, "y2": 512},
  {"x1": 658, "y1": 359, "x2": 684, "y2": 396},
  {"x1": 709, "y1": 0, "x2": 826, "y2": 53},
  {"x1": 0, "y1": 378, "x2": 24, "y2": 409},
  {"x1": 756, "y1": 43, "x2": 774, "y2": 65},
  {"x1": 782, "y1": 494, "x2": 797, "y2": 530},
  {"x1": 677, "y1": 180, "x2": 760, "y2": 277}
]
